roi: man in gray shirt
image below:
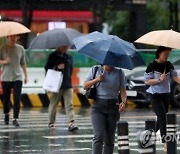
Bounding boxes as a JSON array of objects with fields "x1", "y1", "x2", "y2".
[{"x1": 0, "y1": 35, "x2": 27, "y2": 127}]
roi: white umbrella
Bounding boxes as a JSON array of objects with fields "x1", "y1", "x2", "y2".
[
  {"x1": 0, "y1": 21, "x2": 31, "y2": 37},
  {"x1": 135, "y1": 29, "x2": 180, "y2": 49}
]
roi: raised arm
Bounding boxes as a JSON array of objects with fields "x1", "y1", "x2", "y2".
[
  {"x1": 83, "y1": 74, "x2": 104, "y2": 90},
  {"x1": 0, "y1": 57, "x2": 10, "y2": 65}
]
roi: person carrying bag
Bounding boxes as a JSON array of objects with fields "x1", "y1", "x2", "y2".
[
  {"x1": 85, "y1": 66, "x2": 100, "y2": 99},
  {"x1": 43, "y1": 68, "x2": 63, "y2": 93},
  {"x1": 45, "y1": 46, "x2": 78, "y2": 131},
  {"x1": 84, "y1": 65, "x2": 127, "y2": 154}
]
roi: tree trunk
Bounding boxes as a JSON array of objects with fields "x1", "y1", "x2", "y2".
[
  {"x1": 92, "y1": 0, "x2": 109, "y2": 32},
  {"x1": 169, "y1": 2, "x2": 173, "y2": 29},
  {"x1": 20, "y1": 0, "x2": 34, "y2": 48},
  {"x1": 169, "y1": 1, "x2": 179, "y2": 31},
  {"x1": 174, "y1": 2, "x2": 178, "y2": 31}
]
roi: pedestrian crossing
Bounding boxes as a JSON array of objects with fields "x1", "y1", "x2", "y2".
[{"x1": 0, "y1": 108, "x2": 179, "y2": 154}]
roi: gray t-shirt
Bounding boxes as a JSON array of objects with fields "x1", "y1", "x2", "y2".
[
  {"x1": 85, "y1": 65, "x2": 126, "y2": 99},
  {"x1": 0, "y1": 44, "x2": 26, "y2": 82}
]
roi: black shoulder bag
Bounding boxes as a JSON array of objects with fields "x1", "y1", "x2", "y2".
[{"x1": 85, "y1": 66, "x2": 100, "y2": 99}]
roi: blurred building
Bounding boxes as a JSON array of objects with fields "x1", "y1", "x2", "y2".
[
  {"x1": 0, "y1": 0, "x2": 147, "y2": 42},
  {"x1": 0, "y1": 9, "x2": 92, "y2": 34}
]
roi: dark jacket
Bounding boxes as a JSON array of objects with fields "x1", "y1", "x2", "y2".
[{"x1": 45, "y1": 50, "x2": 73, "y2": 89}]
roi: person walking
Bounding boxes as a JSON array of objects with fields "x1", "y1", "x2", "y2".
[
  {"x1": 45, "y1": 46, "x2": 78, "y2": 131},
  {"x1": 0, "y1": 35, "x2": 28, "y2": 127},
  {"x1": 84, "y1": 65, "x2": 127, "y2": 154},
  {"x1": 144, "y1": 46, "x2": 180, "y2": 152}
]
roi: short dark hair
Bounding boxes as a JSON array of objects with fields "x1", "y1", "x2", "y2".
[{"x1": 156, "y1": 46, "x2": 171, "y2": 59}]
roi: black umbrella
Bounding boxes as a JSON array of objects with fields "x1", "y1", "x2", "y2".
[{"x1": 28, "y1": 28, "x2": 82, "y2": 50}]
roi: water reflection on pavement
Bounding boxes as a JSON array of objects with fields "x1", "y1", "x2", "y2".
[{"x1": 0, "y1": 106, "x2": 179, "y2": 154}]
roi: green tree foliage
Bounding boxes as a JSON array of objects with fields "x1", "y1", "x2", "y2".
[
  {"x1": 105, "y1": 0, "x2": 179, "y2": 39},
  {"x1": 0, "y1": 38, "x2": 7, "y2": 46},
  {"x1": 105, "y1": 10, "x2": 130, "y2": 41},
  {"x1": 147, "y1": 0, "x2": 170, "y2": 31}
]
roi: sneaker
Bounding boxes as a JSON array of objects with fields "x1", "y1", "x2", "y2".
[
  {"x1": 156, "y1": 130, "x2": 161, "y2": 142},
  {"x1": 49, "y1": 123, "x2": 55, "y2": 129},
  {"x1": 164, "y1": 142, "x2": 167, "y2": 153},
  {"x1": 68, "y1": 122, "x2": 78, "y2": 132},
  {"x1": 12, "y1": 120, "x2": 19, "y2": 127},
  {"x1": 4, "y1": 114, "x2": 9, "y2": 125}
]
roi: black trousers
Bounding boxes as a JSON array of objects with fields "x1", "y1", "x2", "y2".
[
  {"x1": 2, "y1": 81, "x2": 22, "y2": 119},
  {"x1": 150, "y1": 93, "x2": 170, "y2": 143}
]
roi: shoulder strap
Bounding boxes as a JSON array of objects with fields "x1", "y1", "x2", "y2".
[
  {"x1": 93, "y1": 66, "x2": 99, "y2": 79},
  {"x1": 92, "y1": 66, "x2": 101, "y2": 88}
]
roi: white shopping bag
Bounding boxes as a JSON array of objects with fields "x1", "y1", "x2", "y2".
[{"x1": 43, "y1": 69, "x2": 63, "y2": 93}]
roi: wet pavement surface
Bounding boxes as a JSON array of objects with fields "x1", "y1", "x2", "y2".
[{"x1": 0, "y1": 106, "x2": 180, "y2": 154}]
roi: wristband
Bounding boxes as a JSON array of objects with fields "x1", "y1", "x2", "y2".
[{"x1": 121, "y1": 101, "x2": 126, "y2": 105}]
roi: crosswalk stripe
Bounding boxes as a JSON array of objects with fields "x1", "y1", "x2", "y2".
[{"x1": 0, "y1": 109, "x2": 179, "y2": 154}]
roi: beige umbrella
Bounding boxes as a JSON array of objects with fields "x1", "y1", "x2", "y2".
[
  {"x1": 135, "y1": 29, "x2": 180, "y2": 49},
  {"x1": 0, "y1": 21, "x2": 31, "y2": 37}
]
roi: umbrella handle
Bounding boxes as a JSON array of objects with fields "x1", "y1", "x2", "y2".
[{"x1": 163, "y1": 62, "x2": 167, "y2": 74}]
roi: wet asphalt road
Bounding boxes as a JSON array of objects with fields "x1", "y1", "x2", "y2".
[{"x1": 0, "y1": 106, "x2": 180, "y2": 154}]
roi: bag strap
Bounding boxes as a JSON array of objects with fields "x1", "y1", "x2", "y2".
[
  {"x1": 92, "y1": 66, "x2": 101, "y2": 88},
  {"x1": 93, "y1": 66, "x2": 99, "y2": 79}
]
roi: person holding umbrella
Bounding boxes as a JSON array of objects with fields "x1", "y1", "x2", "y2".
[
  {"x1": 0, "y1": 35, "x2": 28, "y2": 127},
  {"x1": 144, "y1": 46, "x2": 180, "y2": 152},
  {"x1": 28, "y1": 28, "x2": 82, "y2": 131},
  {"x1": 84, "y1": 64, "x2": 127, "y2": 154},
  {"x1": 135, "y1": 29, "x2": 180, "y2": 152},
  {"x1": 73, "y1": 31, "x2": 144, "y2": 154},
  {"x1": 45, "y1": 45, "x2": 78, "y2": 131}
]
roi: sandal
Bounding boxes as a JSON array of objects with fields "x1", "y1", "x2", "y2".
[
  {"x1": 49, "y1": 123, "x2": 55, "y2": 129},
  {"x1": 68, "y1": 122, "x2": 78, "y2": 131}
]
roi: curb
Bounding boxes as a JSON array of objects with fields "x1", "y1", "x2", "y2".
[{"x1": 0, "y1": 93, "x2": 90, "y2": 107}]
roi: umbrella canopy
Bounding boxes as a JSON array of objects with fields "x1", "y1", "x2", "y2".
[
  {"x1": 73, "y1": 31, "x2": 145, "y2": 70},
  {"x1": 135, "y1": 29, "x2": 180, "y2": 49},
  {"x1": 0, "y1": 21, "x2": 31, "y2": 37},
  {"x1": 28, "y1": 28, "x2": 82, "y2": 50}
]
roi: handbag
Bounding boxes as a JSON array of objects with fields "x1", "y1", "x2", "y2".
[
  {"x1": 85, "y1": 86, "x2": 97, "y2": 99},
  {"x1": 85, "y1": 66, "x2": 100, "y2": 99},
  {"x1": 43, "y1": 69, "x2": 63, "y2": 93}
]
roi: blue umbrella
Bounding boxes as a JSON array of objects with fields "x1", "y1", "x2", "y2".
[{"x1": 72, "y1": 31, "x2": 145, "y2": 70}]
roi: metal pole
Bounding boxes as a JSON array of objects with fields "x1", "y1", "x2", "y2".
[
  {"x1": 145, "y1": 120, "x2": 156, "y2": 154},
  {"x1": 166, "y1": 113, "x2": 177, "y2": 154},
  {"x1": 117, "y1": 121, "x2": 129, "y2": 154},
  {"x1": 138, "y1": 120, "x2": 156, "y2": 154}
]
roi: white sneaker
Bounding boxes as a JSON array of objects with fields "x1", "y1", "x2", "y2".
[
  {"x1": 156, "y1": 130, "x2": 160, "y2": 135},
  {"x1": 156, "y1": 130, "x2": 161, "y2": 142},
  {"x1": 163, "y1": 142, "x2": 167, "y2": 153}
]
